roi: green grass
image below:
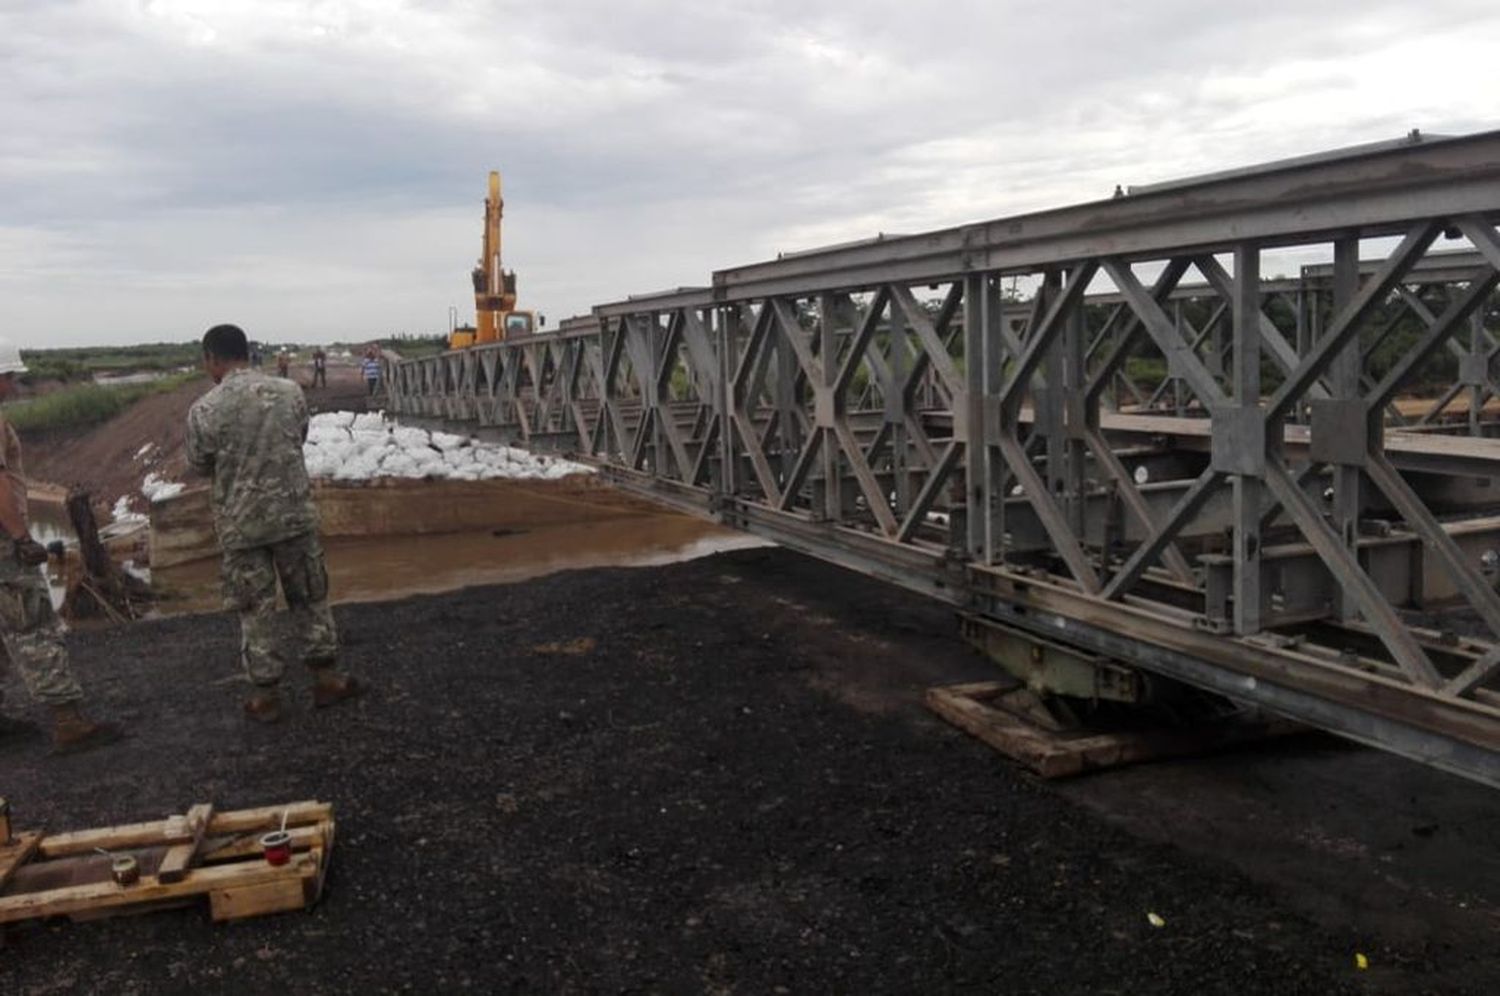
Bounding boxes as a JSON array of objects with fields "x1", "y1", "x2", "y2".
[
  {"x1": 4, "y1": 371, "x2": 203, "y2": 433},
  {"x1": 19, "y1": 342, "x2": 203, "y2": 384}
]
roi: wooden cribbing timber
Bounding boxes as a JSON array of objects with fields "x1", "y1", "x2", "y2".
[
  {"x1": 0, "y1": 799, "x2": 335, "y2": 926},
  {"x1": 926, "y1": 683, "x2": 1296, "y2": 779}
]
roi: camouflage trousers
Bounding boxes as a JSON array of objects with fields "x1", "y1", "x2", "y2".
[
  {"x1": 0, "y1": 566, "x2": 83, "y2": 707},
  {"x1": 221, "y1": 531, "x2": 339, "y2": 688}
]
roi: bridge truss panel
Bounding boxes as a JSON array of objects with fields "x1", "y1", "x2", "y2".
[{"x1": 386, "y1": 131, "x2": 1500, "y2": 788}]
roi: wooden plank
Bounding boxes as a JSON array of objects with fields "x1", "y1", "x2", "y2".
[
  {"x1": 0, "y1": 832, "x2": 44, "y2": 892},
  {"x1": 0, "y1": 851, "x2": 320, "y2": 924},
  {"x1": 35, "y1": 817, "x2": 185, "y2": 858},
  {"x1": 156, "y1": 803, "x2": 214, "y2": 884},
  {"x1": 5, "y1": 848, "x2": 122, "y2": 894},
  {"x1": 207, "y1": 801, "x2": 331, "y2": 834},
  {"x1": 39, "y1": 802, "x2": 331, "y2": 858},
  {"x1": 934, "y1": 681, "x2": 1012, "y2": 704},
  {"x1": 200, "y1": 825, "x2": 323, "y2": 863},
  {"x1": 69, "y1": 898, "x2": 196, "y2": 923},
  {"x1": 926, "y1": 685, "x2": 1087, "y2": 778},
  {"x1": 1, "y1": 801, "x2": 333, "y2": 927},
  {"x1": 209, "y1": 873, "x2": 313, "y2": 922},
  {"x1": 927, "y1": 683, "x2": 1296, "y2": 779},
  {"x1": 312, "y1": 823, "x2": 337, "y2": 901},
  {"x1": 8, "y1": 828, "x2": 313, "y2": 894}
]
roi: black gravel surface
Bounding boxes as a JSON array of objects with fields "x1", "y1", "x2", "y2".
[{"x1": 1, "y1": 547, "x2": 1487, "y2": 994}]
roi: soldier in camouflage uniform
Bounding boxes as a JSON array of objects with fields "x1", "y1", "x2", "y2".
[
  {"x1": 0, "y1": 340, "x2": 121, "y2": 751},
  {"x1": 187, "y1": 324, "x2": 359, "y2": 722}
]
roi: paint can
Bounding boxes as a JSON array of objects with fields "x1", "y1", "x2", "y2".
[
  {"x1": 111, "y1": 855, "x2": 140, "y2": 886},
  {"x1": 260, "y1": 830, "x2": 293, "y2": 866}
]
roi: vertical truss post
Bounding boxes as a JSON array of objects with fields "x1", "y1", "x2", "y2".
[
  {"x1": 1469, "y1": 310, "x2": 1485, "y2": 436},
  {"x1": 719, "y1": 305, "x2": 740, "y2": 499},
  {"x1": 1064, "y1": 294, "x2": 1088, "y2": 535},
  {"x1": 1330, "y1": 238, "x2": 1362, "y2": 621},
  {"x1": 1039, "y1": 273, "x2": 1066, "y2": 493},
  {"x1": 963, "y1": 275, "x2": 987, "y2": 562},
  {"x1": 983, "y1": 277, "x2": 1010, "y2": 564},
  {"x1": 889, "y1": 302, "x2": 912, "y2": 513},
  {"x1": 649, "y1": 314, "x2": 666, "y2": 476},
  {"x1": 1232, "y1": 243, "x2": 1264, "y2": 635},
  {"x1": 775, "y1": 311, "x2": 799, "y2": 483},
  {"x1": 1292, "y1": 285, "x2": 1309, "y2": 424},
  {"x1": 819, "y1": 293, "x2": 841, "y2": 522},
  {"x1": 1171, "y1": 301, "x2": 1188, "y2": 416}
]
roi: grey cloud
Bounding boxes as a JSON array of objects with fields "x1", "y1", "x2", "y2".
[{"x1": 1, "y1": 0, "x2": 1497, "y2": 345}]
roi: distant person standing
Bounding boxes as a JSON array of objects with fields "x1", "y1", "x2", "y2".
[
  {"x1": 361, "y1": 348, "x2": 381, "y2": 398},
  {"x1": 250, "y1": 344, "x2": 264, "y2": 368},
  {"x1": 187, "y1": 324, "x2": 360, "y2": 722},
  {"x1": 311, "y1": 347, "x2": 327, "y2": 389},
  {"x1": 0, "y1": 339, "x2": 121, "y2": 752},
  {"x1": 276, "y1": 351, "x2": 290, "y2": 379}
]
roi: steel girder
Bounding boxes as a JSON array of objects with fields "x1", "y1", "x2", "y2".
[{"x1": 385, "y1": 130, "x2": 1500, "y2": 788}]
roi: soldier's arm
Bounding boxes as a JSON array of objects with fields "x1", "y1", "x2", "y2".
[
  {"x1": 0, "y1": 472, "x2": 29, "y2": 540},
  {"x1": 185, "y1": 403, "x2": 215, "y2": 476},
  {"x1": 294, "y1": 386, "x2": 310, "y2": 443}
]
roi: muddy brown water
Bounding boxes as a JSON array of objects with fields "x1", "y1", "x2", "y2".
[
  {"x1": 26, "y1": 498, "x2": 96, "y2": 610},
  {"x1": 27, "y1": 498, "x2": 79, "y2": 547},
  {"x1": 150, "y1": 511, "x2": 766, "y2": 616},
  {"x1": 27, "y1": 476, "x2": 762, "y2": 618}
]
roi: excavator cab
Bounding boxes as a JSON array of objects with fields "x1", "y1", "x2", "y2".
[{"x1": 504, "y1": 312, "x2": 535, "y2": 337}]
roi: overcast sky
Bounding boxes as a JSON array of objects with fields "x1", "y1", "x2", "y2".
[{"x1": 2, "y1": 0, "x2": 1497, "y2": 348}]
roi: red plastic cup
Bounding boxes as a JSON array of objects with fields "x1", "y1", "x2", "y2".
[{"x1": 260, "y1": 831, "x2": 293, "y2": 866}]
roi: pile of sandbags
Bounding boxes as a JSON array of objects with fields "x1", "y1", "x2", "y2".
[{"x1": 300, "y1": 411, "x2": 589, "y2": 482}]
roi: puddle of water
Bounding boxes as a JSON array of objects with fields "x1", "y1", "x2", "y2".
[
  {"x1": 151, "y1": 513, "x2": 768, "y2": 616},
  {"x1": 26, "y1": 497, "x2": 149, "y2": 612},
  {"x1": 93, "y1": 369, "x2": 182, "y2": 386},
  {"x1": 27, "y1": 500, "x2": 78, "y2": 610},
  {"x1": 27, "y1": 501, "x2": 77, "y2": 547}
]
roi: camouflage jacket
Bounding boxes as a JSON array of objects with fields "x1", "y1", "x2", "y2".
[
  {"x1": 0, "y1": 414, "x2": 31, "y2": 579},
  {"x1": 186, "y1": 368, "x2": 318, "y2": 550}
]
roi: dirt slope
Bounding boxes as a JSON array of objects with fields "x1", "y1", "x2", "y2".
[
  {"x1": 20, "y1": 365, "x2": 374, "y2": 511},
  {"x1": 19, "y1": 377, "x2": 210, "y2": 510},
  {"x1": 2, "y1": 547, "x2": 1494, "y2": 993}
]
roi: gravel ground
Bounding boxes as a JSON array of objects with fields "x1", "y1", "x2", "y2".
[{"x1": 1, "y1": 547, "x2": 1493, "y2": 994}]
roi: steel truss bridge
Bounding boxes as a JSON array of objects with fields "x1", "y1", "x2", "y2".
[{"x1": 386, "y1": 130, "x2": 1500, "y2": 788}]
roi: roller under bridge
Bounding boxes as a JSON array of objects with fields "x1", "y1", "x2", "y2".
[{"x1": 385, "y1": 129, "x2": 1500, "y2": 789}]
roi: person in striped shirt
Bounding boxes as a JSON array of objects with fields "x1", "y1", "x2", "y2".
[{"x1": 361, "y1": 349, "x2": 381, "y2": 397}]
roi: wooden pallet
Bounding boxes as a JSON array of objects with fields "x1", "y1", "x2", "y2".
[
  {"x1": 927, "y1": 682, "x2": 1295, "y2": 779},
  {"x1": 0, "y1": 800, "x2": 335, "y2": 925}
]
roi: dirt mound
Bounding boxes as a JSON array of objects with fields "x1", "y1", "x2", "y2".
[
  {"x1": 20, "y1": 365, "x2": 377, "y2": 512},
  {"x1": 19, "y1": 377, "x2": 211, "y2": 511}
]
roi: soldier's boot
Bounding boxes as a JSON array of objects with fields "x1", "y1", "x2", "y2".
[
  {"x1": 244, "y1": 689, "x2": 283, "y2": 724},
  {"x1": 50, "y1": 705, "x2": 123, "y2": 753},
  {"x1": 312, "y1": 672, "x2": 362, "y2": 710}
]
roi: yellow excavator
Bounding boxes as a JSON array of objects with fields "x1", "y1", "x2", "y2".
[{"x1": 449, "y1": 170, "x2": 537, "y2": 349}]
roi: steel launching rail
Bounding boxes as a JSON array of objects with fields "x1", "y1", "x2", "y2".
[{"x1": 387, "y1": 129, "x2": 1500, "y2": 787}]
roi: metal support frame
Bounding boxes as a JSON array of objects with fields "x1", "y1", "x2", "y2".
[{"x1": 385, "y1": 131, "x2": 1500, "y2": 788}]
